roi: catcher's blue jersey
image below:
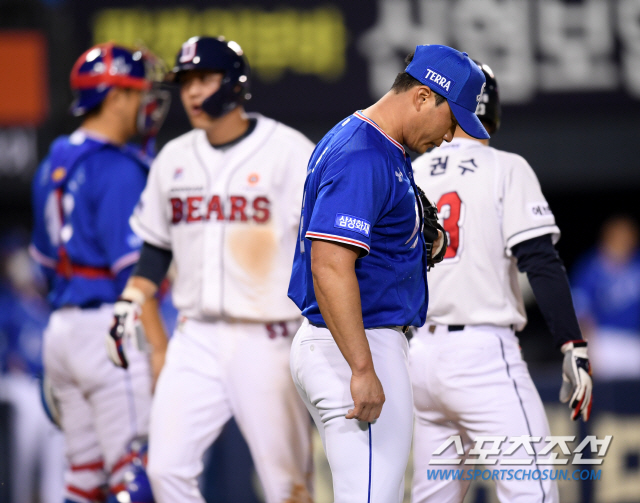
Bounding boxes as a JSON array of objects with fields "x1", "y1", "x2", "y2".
[
  {"x1": 31, "y1": 130, "x2": 150, "y2": 310},
  {"x1": 288, "y1": 111, "x2": 428, "y2": 328}
]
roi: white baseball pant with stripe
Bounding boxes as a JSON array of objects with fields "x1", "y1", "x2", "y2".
[
  {"x1": 290, "y1": 318, "x2": 413, "y2": 503},
  {"x1": 410, "y1": 324, "x2": 559, "y2": 503}
]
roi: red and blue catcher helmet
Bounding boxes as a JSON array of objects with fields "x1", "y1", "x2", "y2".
[
  {"x1": 70, "y1": 43, "x2": 157, "y2": 117},
  {"x1": 167, "y1": 36, "x2": 251, "y2": 118}
]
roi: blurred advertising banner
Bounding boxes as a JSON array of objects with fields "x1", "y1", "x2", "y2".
[
  {"x1": 0, "y1": 31, "x2": 48, "y2": 126},
  {"x1": 71, "y1": 0, "x2": 640, "y2": 120}
]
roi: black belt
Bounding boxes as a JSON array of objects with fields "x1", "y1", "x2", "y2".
[
  {"x1": 309, "y1": 320, "x2": 413, "y2": 338},
  {"x1": 428, "y1": 324, "x2": 515, "y2": 333},
  {"x1": 428, "y1": 324, "x2": 465, "y2": 333}
]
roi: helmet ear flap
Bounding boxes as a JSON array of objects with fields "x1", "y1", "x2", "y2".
[
  {"x1": 471, "y1": 60, "x2": 501, "y2": 134},
  {"x1": 169, "y1": 36, "x2": 251, "y2": 118},
  {"x1": 200, "y1": 76, "x2": 248, "y2": 118}
]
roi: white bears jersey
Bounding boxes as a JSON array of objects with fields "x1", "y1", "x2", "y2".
[
  {"x1": 131, "y1": 113, "x2": 314, "y2": 321},
  {"x1": 413, "y1": 138, "x2": 560, "y2": 330}
]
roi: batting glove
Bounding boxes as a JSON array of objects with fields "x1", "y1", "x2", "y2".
[
  {"x1": 559, "y1": 340, "x2": 593, "y2": 422},
  {"x1": 106, "y1": 290, "x2": 146, "y2": 369}
]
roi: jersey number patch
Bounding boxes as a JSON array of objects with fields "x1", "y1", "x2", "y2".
[{"x1": 436, "y1": 191, "x2": 464, "y2": 261}]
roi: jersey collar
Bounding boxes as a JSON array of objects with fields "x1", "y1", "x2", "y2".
[{"x1": 354, "y1": 111, "x2": 405, "y2": 155}]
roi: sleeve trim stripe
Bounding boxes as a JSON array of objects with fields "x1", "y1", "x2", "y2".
[
  {"x1": 305, "y1": 231, "x2": 370, "y2": 252},
  {"x1": 29, "y1": 244, "x2": 57, "y2": 269},
  {"x1": 506, "y1": 224, "x2": 560, "y2": 245},
  {"x1": 505, "y1": 225, "x2": 561, "y2": 256},
  {"x1": 111, "y1": 251, "x2": 140, "y2": 275}
]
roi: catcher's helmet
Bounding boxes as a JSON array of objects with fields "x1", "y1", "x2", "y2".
[
  {"x1": 70, "y1": 43, "x2": 156, "y2": 117},
  {"x1": 168, "y1": 36, "x2": 251, "y2": 118},
  {"x1": 473, "y1": 61, "x2": 501, "y2": 134}
]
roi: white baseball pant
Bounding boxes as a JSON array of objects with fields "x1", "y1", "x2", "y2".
[
  {"x1": 409, "y1": 324, "x2": 559, "y2": 503},
  {"x1": 290, "y1": 319, "x2": 414, "y2": 503},
  {"x1": 43, "y1": 305, "x2": 151, "y2": 502},
  {"x1": 147, "y1": 317, "x2": 313, "y2": 503}
]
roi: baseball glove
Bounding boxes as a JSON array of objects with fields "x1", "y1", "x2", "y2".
[{"x1": 415, "y1": 184, "x2": 447, "y2": 269}]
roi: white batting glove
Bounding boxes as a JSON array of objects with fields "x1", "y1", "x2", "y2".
[
  {"x1": 559, "y1": 340, "x2": 593, "y2": 422},
  {"x1": 106, "y1": 288, "x2": 147, "y2": 369}
]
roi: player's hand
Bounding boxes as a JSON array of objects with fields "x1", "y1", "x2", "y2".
[
  {"x1": 346, "y1": 368, "x2": 385, "y2": 423},
  {"x1": 284, "y1": 483, "x2": 314, "y2": 503},
  {"x1": 559, "y1": 340, "x2": 593, "y2": 422},
  {"x1": 106, "y1": 298, "x2": 145, "y2": 369},
  {"x1": 432, "y1": 229, "x2": 445, "y2": 259}
]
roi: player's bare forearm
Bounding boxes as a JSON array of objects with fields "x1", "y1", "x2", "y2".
[
  {"x1": 310, "y1": 240, "x2": 370, "y2": 373},
  {"x1": 125, "y1": 276, "x2": 167, "y2": 388},
  {"x1": 139, "y1": 297, "x2": 168, "y2": 387},
  {"x1": 310, "y1": 239, "x2": 385, "y2": 422}
]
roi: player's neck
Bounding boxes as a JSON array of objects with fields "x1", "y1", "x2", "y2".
[
  {"x1": 80, "y1": 113, "x2": 130, "y2": 146},
  {"x1": 203, "y1": 108, "x2": 251, "y2": 146},
  {"x1": 361, "y1": 93, "x2": 405, "y2": 146},
  {"x1": 454, "y1": 128, "x2": 490, "y2": 146}
]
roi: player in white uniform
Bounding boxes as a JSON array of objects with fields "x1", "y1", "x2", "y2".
[
  {"x1": 106, "y1": 37, "x2": 314, "y2": 503},
  {"x1": 409, "y1": 62, "x2": 593, "y2": 503}
]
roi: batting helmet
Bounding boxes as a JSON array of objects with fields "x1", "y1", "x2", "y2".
[
  {"x1": 473, "y1": 60, "x2": 501, "y2": 134},
  {"x1": 167, "y1": 36, "x2": 251, "y2": 118}
]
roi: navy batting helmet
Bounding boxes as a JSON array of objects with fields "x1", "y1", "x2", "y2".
[
  {"x1": 168, "y1": 36, "x2": 251, "y2": 118},
  {"x1": 473, "y1": 61, "x2": 501, "y2": 134}
]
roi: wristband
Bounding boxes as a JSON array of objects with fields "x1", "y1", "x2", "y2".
[{"x1": 121, "y1": 286, "x2": 147, "y2": 305}]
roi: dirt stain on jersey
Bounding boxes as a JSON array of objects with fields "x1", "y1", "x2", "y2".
[{"x1": 227, "y1": 224, "x2": 277, "y2": 278}]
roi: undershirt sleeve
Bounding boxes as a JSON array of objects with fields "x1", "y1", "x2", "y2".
[
  {"x1": 132, "y1": 241, "x2": 173, "y2": 287},
  {"x1": 511, "y1": 234, "x2": 583, "y2": 348}
]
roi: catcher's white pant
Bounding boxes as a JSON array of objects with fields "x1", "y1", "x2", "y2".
[
  {"x1": 409, "y1": 324, "x2": 559, "y2": 503},
  {"x1": 43, "y1": 305, "x2": 151, "y2": 502},
  {"x1": 290, "y1": 319, "x2": 413, "y2": 503},
  {"x1": 147, "y1": 317, "x2": 313, "y2": 503},
  {"x1": 0, "y1": 373, "x2": 65, "y2": 503}
]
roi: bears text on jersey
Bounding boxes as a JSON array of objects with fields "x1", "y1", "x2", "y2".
[{"x1": 170, "y1": 195, "x2": 271, "y2": 224}]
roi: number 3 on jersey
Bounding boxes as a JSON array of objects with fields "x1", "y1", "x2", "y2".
[{"x1": 436, "y1": 192, "x2": 464, "y2": 262}]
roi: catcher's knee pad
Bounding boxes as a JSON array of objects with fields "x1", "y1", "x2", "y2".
[{"x1": 109, "y1": 437, "x2": 155, "y2": 503}]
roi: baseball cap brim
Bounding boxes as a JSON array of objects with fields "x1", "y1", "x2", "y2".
[{"x1": 448, "y1": 100, "x2": 490, "y2": 140}]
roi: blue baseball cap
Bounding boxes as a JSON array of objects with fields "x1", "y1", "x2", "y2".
[{"x1": 406, "y1": 45, "x2": 489, "y2": 139}]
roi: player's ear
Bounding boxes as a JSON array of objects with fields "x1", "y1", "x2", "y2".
[{"x1": 414, "y1": 85, "x2": 432, "y2": 112}]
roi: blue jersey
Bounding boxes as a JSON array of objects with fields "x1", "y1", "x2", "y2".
[
  {"x1": 571, "y1": 250, "x2": 640, "y2": 332},
  {"x1": 30, "y1": 130, "x2": 150, "y2": 309},
  {"x1": 0, "y1": 284, "x2": 50, "y2": 377},
  {"x1": 288, "y1": 112, "x2": 428, "y2": 328}
]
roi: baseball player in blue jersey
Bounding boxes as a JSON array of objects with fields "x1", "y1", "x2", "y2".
[
  {"x1": 30, "y1": 43, "x2": 168, "y2": 503},
  {"x1": 288, "y1": 45, "x2": 489, "y2": 502}
]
